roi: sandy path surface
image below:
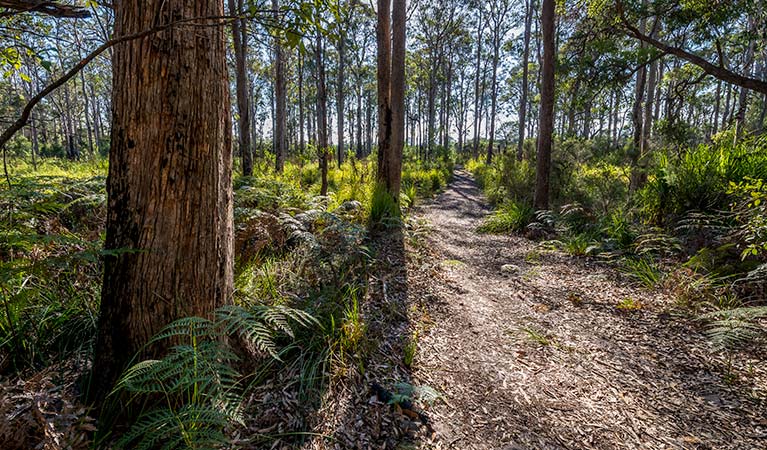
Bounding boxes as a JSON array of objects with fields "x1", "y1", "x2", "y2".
[{"x1": 411, "y1": 170, "x2": 767, "y2": 450}]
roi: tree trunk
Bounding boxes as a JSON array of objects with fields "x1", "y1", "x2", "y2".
[
  {"x1": 316, "y1": 30, "x2": 329, "y2": 195},
  {"x1": 376, "y1": 0, "x2": 393, "y2": 183},
  {"x1": 298, "y1": 52, "x2": 305, "y2": 155},
  {"x1": 642, "y1": 57, "x2": 657, "y2": 151},
  {"x1": 534, "y1": 0, "x2": 555, "y2": 210},
  {"x1": 91, "y1": 0, "x2": 233, "y2": 403},
  {"x1": 486, "y1": 27, "x2": 501, "y2": 164},
  {"x1": 735, "y1": 37, "x2": 756, "y2": 143},
  {"x1": 472, "y1": 6, "x2": 483, "y2": 158},
  {"x1": 517, "y1": 0, "x2": 534, "y2": 160},
  {"x1": 712, "y1": 79, "x2": 721, "y2": 136},
  {"x1": 389, "y1": 0, "x2": 406, "y2": 197},
  {"x1": 336, "y1": 21, "x2": 346, "y2": 167},
  {"x1": 273, "y1": 0, "x2": 287, "y2": 172},
  {"x1": 376, "y1": 0, "x2": 404, "y2": 201},
  {"x1": 229, "y1": 0, "x2": 252, "y2": 176},
  {"x1": 630, "y1": 33, "x2": 647, "y2": 192}
]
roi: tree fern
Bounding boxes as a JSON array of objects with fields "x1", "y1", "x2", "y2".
[{"x1": 108, "y1": 304, "x2": 316, "y2": 449}]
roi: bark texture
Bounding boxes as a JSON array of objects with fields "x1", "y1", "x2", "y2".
[
  {"x1": 534, "y1": 0, "x2": 555, "y2": 210},
  {"x1": 91, "y1": 0, "x2": 233, "y2": 402}
]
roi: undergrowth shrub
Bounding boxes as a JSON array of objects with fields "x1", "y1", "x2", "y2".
[
  {"x1": 105, "y1": 305, "x2": 316, "y2": 449},
  {"x1": 477, "y1": 201, "x2": 534, "y2": 234}
]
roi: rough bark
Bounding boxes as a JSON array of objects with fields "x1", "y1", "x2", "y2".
[
  {"x1": 91, "y1": 0, "x2": 233, "y2": 403},
  {"x1": 534, "y1": 0, "x2": 555, "y2": 210}
]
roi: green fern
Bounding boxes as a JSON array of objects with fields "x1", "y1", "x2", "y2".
[
  {"x1": 702, "y1": 306, "x2": 767, "y2": 351},
  {"x1": 108, "y1": 304, "x2": 317, "y2": 449}
]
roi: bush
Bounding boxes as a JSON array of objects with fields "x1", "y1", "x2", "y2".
[
  {"x1": 477, "y1": 201, "x2": 534, "y2": 234},
  {"x1": 637, "y1": 136, "x2": 767, "y2": 224}
]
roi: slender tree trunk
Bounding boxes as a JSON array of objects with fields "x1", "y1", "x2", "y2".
[
  {"x1": 229, "y1": 0, "x2": 252, "y2": 176},
  {"x1": 722, "y1": 83, "x2": 732, "y2": 127},
  {"x1": 486, "y1": 29, "x2": 501, "y2": 164},
  {"x1": 366, "y1": 90, "x2": 373, "y2": 155},
  {"x1": 298, "y1": 52, "x2": 305, "y2": 155},
  {"x1": 735, "y1": 37, "x2": 756, "y2": 143},
  {"x1": 713, "y1": 79, "x2": 721, "y2": 136},
  {"x1": 376, "y1": 0, "x2": 393, "y2": 183},
  {"x1": 630, "y1": 20, "x2": 647, "y2": 192},
  {"x1": 336, "y1": 22, "x2": 346, "y2": 167},
  {"x1": 273, "y1": 0, "x2": 287, "y2": 172},
  {"x1": 91, "y1": 0, "x2": 233, "y2": 404},
  {"x1": 356, "y1": 80, "x2": 363, "y2": 157},
  {"x1": 534, "y1": 0, "x2": 555, "y2": 210},
  {"x1": 472, "y1": 7, "x2": 483, "y2": 157},
  {"x1": 643, "y1": 57, "x2": 657, "y2": 151},
  {"x1": 443, "y1": 57, "x2": 452, "y2": 151},
  {"x1": 389, "y1": 0, "x2": 406, "y2": 197},
  {"x1": 316, "y1": 30, "x2": 329, "y2": 195},
  {"x1": 517, "y1": 0, "x2": 534, "y2": 160}
]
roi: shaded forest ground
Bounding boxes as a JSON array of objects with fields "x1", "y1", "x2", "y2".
[{"x1": 317, "y1": 170, "x2": 767, "y2": 449}]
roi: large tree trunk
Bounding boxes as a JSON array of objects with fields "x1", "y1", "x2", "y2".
[
  {"x1": 517, "y1": 0, "x2": 534, "y2": 161},
  {"x1": 534, "y1": 0, "x2": 555, "y2": 210},
  {"x1": 376, "y1": 0, "x2": 404, "y2": 200},
  {"x1": 389, "y1": 0, "x2": 405, "y2": 197},
  {"x1": 91, "y1": 0, "x2": 233, "y2": 403},
  {"x1": 229, "y1": 0, "x2": 252, "y2": 176},
  {"x1": 273, "y1": 0, "x2": 287, "y2": 172}
]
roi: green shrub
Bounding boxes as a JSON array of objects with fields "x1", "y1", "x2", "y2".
[
  {"x1": 105, "y1": 305, "x2": 316, "y2": 449},
  {"x1": 477, "y1": 201, "x2": 534, "y2": 234}
]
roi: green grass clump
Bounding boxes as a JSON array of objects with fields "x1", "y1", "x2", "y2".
[
  {"x1": 369, "y1": 182, "x2": 401, "y2": 226},
  {"x1": 619, "y1": 257, "x2": 664, "y2": 288},
  {"x1": 478, "y1": 201, "x2": 534, "y2": 234}
]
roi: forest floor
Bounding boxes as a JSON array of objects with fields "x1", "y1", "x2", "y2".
[{"x1": 318, "y1": 170, "x2": 767, "y2": 449}]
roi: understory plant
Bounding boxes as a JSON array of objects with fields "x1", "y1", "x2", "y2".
[{"x1": 105, "y1": 304, "x2": 317, "y2": 449}]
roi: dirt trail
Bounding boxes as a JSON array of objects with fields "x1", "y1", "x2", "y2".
[{"x1": 410, "y1": 170, "x2": 766, "y2": 449}]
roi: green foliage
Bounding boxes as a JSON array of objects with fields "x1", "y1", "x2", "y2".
[
  {"x1": 638, "y1": 137, "x2": 767, "y2": 224},
  {"x1": 702, "y1": 306, "x2": 767, "y2": 357},
  {"x1": 728, "y1": 178, "x2": 767, "y2": 259},
  {"x1": 467, "y1": 155, "x2": 535, "y2": 205},
  {"x1": 616, "y1": 297, "x2": 643, "y2": 312},
  {"x1": 619, "y1": 257, "x2": 663, "y2": 289},
  {"x1": 477, "y1": 201, "x2": 534, "y2": 234},
  {"x1": 368, "y1": 182, "x2": 401, "y2": 227},
  {"x1": 108, "y1": 305, "x2": 316, "y2": 449},
  {"x1": 0, "y1": 163, "x2": 106, "y2": 373}
]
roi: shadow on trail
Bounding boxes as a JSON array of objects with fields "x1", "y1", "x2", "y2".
[
  {"x1": 410, "y1": 169, "x2": 767, "y2": 449},
  {"x1": 319, "y1": 226, "x2": 433, "y2": 448}
]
